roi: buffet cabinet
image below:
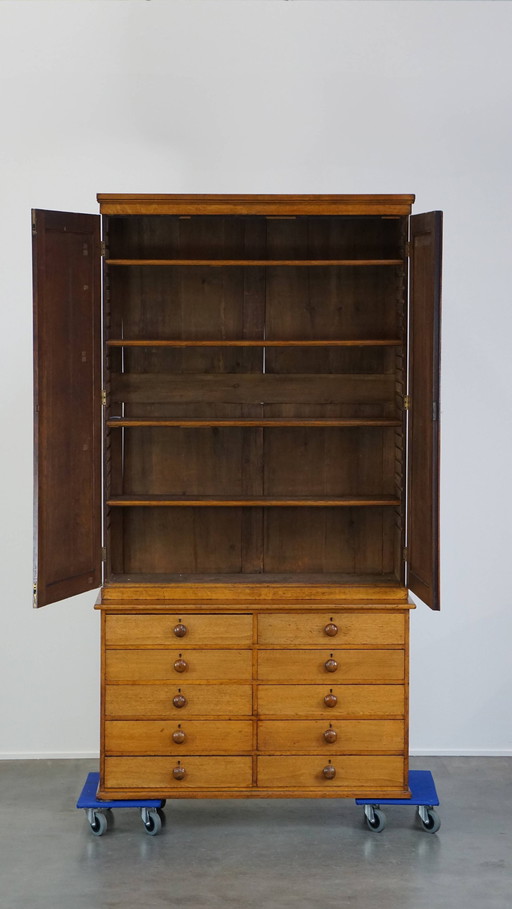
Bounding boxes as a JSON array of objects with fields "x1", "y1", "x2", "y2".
[{"x1": 32, "y1": 194, "x2": 441, "y2": 802}]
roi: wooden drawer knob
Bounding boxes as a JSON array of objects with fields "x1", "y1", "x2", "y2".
[
  {"x1": 173, "y1": 693, "x2": 187, "y2": 709},
  {"x1": 173, "y1": 623, "x2": 187, "y2": 638},
  {"x1": 324, "y1": 622, "x2": 338, "y2": 637},
  {"x1": 174, "y1": 657, "x2": 188, "y2": 673},
  {"x1": 324, "y1": 692, "x2": 337, "y2": 708},
  {"x1": 324, "y1": 657, "x2": 338, "y2": 673},
  {"x1": 173, "y1": 763, "x2": 186, "y2": 781},
  {"x1": 172, "y1": 729, "x2": 186, "y2": 744},
  {"x1": 323, "y1": 727, "x2": 337, "y2": 743},
  {"x1": 323, "y1": 763, "x2": 336, "y2": 780}
]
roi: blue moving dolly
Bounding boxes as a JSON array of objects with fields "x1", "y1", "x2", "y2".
[
  {"x1": 356, "y1": 769, "x2": 440, "y2": 833},
  {"x1": 77, "y1": 772, "x2": 166, "y2": 836}
]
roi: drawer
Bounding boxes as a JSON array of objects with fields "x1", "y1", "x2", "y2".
[
  {"x1": 105, "y1": 756, "x2": 253, "y2": 790},
  {"x1": 257, "y1": 755, "x2": 405, "y2": 789},
  {"x1": 258, "y1": 649, "x2": 404, "y2": 682},
  {"x1": 105, "y1": 614, "x2": 252, "y2": 648},
  {"x1": 257, "y1": 684, "x2": 404, "y2": 718},
  {"x1": 257, "y1": 719, "x2": 405, "y2": 752},
  {"x1": 105, "y1": 719, "x2": 253, "y2": 754},
  {"x1": 257, "y1": 613, "x2": 405, "y2": 647},
  {"x1": 105, "y1": 683, "x2": 252, "y2": 718},
  {"x1": 106, "y1": 649, "x2": 252, "y2": 682}
]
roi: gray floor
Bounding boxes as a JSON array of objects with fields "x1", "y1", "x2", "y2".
[{"x1": 1, "y1": 757, "x2": 511, "y2": 909}]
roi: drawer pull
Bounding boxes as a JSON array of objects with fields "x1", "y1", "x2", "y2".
[
  {"x1": 173, "y1": 623, "x2": 187, "y2": 638},
  {"x1": 173, "y1": 762, "x2": 186, "y2": 781},
  {"x1": 324, "y1": 691, "x2": 337, "y2": 708},
  {"x1": 323, "y1": 727, "x2": 337, "y2": 743},
  {"x1": 172, "y1": 728, "x2": 186, "y2": 744},
  {"x1": 323, "y1": 762, "x2": 336, "y2": 780},
  {"x1": 324, "y1": 657, "x2": 338, "y2": 673},
  {"x1": 173, "y1": 693, "x2": 187, "y2": 709},
  {"x1": 174, "y1": 657, "x2": 188, "y2": 673},
  {"x1": 324, "y1": 622, "x2": 338, "y2": 637}
]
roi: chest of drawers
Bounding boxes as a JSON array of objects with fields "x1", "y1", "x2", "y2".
[{"x1": 99, "y1": 597, "x2": 411, "y2": 800}]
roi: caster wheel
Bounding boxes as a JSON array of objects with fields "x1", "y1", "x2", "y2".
[
  {"x1": 364, "y1": 806, "x2": 386, "y2": 832},
  {"x1": 142, "y1": 808, "x2": 162, "y2": 836},
  {"x1": 418, "y1": 807, "x2": 440, "y2": 833},
  {"x1": 88, "y1": 810, "x2": 108, "y2": 836}
]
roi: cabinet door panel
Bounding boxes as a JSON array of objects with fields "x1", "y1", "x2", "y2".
[
  {"x1": 408, "y1": 211, "x2": 442, "y2": 610},
  {"x1": 32, "y1": 210, "x2": 101, "y2": 606}
]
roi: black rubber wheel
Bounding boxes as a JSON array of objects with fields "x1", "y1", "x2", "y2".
[
  {"x1": 365, "y1": 808, "x2": 386, "y2": 832},
  {"x1": 143, "y1": 809, "x2": 162, "y2": 836},
  {"x1": 419, "y1": 807, "x2": 441, "y2": 833},
  {"x1": 89, "y1": 811, "x2": 108, "y2": 836}
]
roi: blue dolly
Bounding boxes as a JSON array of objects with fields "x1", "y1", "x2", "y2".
[
  {"x1": 356, "y1": 769, "x2": 440, "y2": 833},
  {"x1": 77, "y1": 772, "x2": 166, "y2": 836}
]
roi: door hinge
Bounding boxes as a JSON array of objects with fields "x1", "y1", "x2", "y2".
[
  {"x1": 101, "y1": 547, "x2": 107, "y2": 562},
  {"x1": 33, "y1": 584, "x2": 37, "y2": 607},
  {"x1": 31, "y1": 210, "x2": 37, "y2": 236},
  {"x1": 100, "y1": 240, "x2": 106, "y2": 257},
  {"x1": 404, "y1": 395, "x2": 411, "y2": 410},
  {"x1": 433, "y1": 401, "x2": 439, "y2": 421},
  {"x1": 101, "y1": 389, "x2": 107, "y2": 406},
  {"x1": 403, "y1": 547, "x2": 409, "y2": 562}
]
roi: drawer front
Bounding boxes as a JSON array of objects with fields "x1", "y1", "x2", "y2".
[
  {"x1": 257, "y1": 755, "x2": 405, "y2": 789},
  {"x1": 105, "y1": 756, "x2": 253, "y2": 790},
  {"x1": 106, "y1": 649, "x2": 252, "y2": 682},
  {"x1": 105, "y1": 614, "x2": 252, "y2": 647},
  {"x1": 257, "y1": 613, "x2": 405, "y2": 646},
  {"x1": 257, "y1": 684, "x2": 404, "y2": 718},
  {"x1": 105, "y1": 720, "x2": 253, "y2": 754},
  {"x1": 258, "y1": 649, "x2": 404, "y2": 682},
  {"x1": 257, "y1": 719, "x2": 405, "y2": 752},
  {"x1": 105, "y1": 683, "x2": 252, "y2": 718}
]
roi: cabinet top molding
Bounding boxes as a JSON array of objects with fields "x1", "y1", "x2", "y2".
[{"x1": 97, "y1": 194, "x2": 415, "y2": 216}]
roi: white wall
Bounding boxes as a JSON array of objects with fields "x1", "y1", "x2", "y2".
[{"x1": 1, "y1": 0, "x2": 511, "y2": 757}]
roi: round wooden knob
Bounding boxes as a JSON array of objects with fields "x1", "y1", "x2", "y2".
[
  {"x1": 173, "y1": 623, "x2": 187, "y2": 638},
  {"x1": 324, "y1": 658, "x2": 338, "y2": 673},
  {"x1": 172, "y1": 729, "x2": 186, "y2": 744},
  {"x1": 324, "y1": 692, "x2": 337, "y2": 708},
  {"x1": 323, "y1": 764, "x2": 336, "y2": 780},
  {"x1": 173, "y1": 764, "x2": 186, "y2": 781},
  {"x1": 324, "y1": 622, "x2": 338, "y2": 637},
  {"x1": 173, "y1": 694, "x2": 187, "y2": 708},
  {"x1": 174, "y1": 658, "x2": 188, "y2": 673},
  {"x1": 323, "y1": 728, "x2": 337, "y2": 743}
]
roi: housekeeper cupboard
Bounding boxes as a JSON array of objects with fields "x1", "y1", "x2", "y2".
[{"x1": 32, "y1": 195, "x2": 441, "y2": 800}]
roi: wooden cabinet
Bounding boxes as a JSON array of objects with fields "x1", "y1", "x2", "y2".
[{"x1": 32, "y1": 194, "x2": 441, "y2": 802}]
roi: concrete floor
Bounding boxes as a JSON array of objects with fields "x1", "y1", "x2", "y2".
[{"x1": 1, "y1": 757, "x2": 511, "y2": 909}]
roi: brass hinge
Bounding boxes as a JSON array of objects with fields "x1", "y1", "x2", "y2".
[
  {"x1": 100, "y1": 240, "x2": 106, "y2": 257},
  {"x1": 31, "y1": 210, "x2": 37, "y2": 236},
  {"x1": 404, "y1": 395, "x2": 411, "y2": 410},
  {"x1": 33, "y1": 584, "x2": 37, "y2": 607},
  {"x1": 403, "y1": 547, "x2": 409, "y2": 562},
  {"x1": 101, "y1": 547, "x2": 107, "y2": 562},
  {"x1": 101, "y1": 389, "x2": 107, "y2": 406}
]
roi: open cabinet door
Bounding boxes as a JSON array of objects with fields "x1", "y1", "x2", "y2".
[
  {"x1": 407, "y1": 211, "x2": 442, "y2": 610},
  {"x1": 33, "y1": 210, "x2": 101, "y2": 607}
]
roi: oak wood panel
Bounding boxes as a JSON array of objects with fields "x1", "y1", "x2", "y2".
[
  {"x1": 111, "y1": 373, "x2": 395, "y2": 405},
  {"x1": 105, "y1": 613, "x2": 252, "y2": 647},
  {"x1": 257, "y1": 755, "x2": 404, "y2": 788},
  {"x1": 105, "y1": 719, "x2": 253, "y2": 754},
  {"x1": 257, "y1": 650, "x2": 404, "y2": 681},
  {"x1": 257, "y1": 613, "x2": 405, "y2": 645},
  {"x1": 257, "y1": 685, "x2": 404, "y2": 718},
  {"x1": 99, "y1": 585, "x2": 410, "y2": 604},
  {"x1": 97, "y1": 194, "x2": 415, "y2": 216},
  {"x1": 106, "y1": 649, "x2": 252, "y2": 681},
  {"x1": 108, "y1": 418, "x2": 402, "y2": 428},
  {"x1": 104, "y1": 756, "x2": 253, "y2": 789},
  {"x1": 108, "y1": 496, "x2": 401, "y2": 507},
  {"x1": 107, "y1": 339, "x2": 402, "y2": 347},
  {"x1": 105, "y1": 683, "x2": 253, "y2": 718},
  {"x1": 257, "y1": 719, "x2": 404, "y2": 752},
  {"x1": 107, "y1": 258, "x2": 402, "y2": 267}
]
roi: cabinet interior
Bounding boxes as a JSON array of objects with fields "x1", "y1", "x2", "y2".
[{"x1": 104, "y1": 214, "x2": 407, "y2": 585}]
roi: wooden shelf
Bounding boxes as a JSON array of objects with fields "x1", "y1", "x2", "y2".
[
  {"x1": 107, "y1": 418, "x2": 402, "y2": 428},
  {"x1": 107, "y1": 496, "x2": 401, "y2": 507},
  {"x1": 106, "y1": 258, "x2": 403, "y2": 267},
  {"x1": 107, "y1": 339, "x2": 402, "y2": 348}
]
